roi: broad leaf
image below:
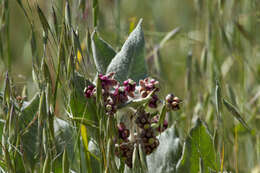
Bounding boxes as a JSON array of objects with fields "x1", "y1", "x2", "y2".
[
  {"x1": 69, "y1": 72, "x2": 97, "y2": 122},
  {"x1": 69, "y1": 72, "x2": 99, "y2": 142},
  {"x1": 91, "y1": 30, "x2": 116, "y2": 74},
  {"x1": 176, "y1": 118, "x2": 218, "y2": 173},
  {"x1": 54, "y1": 118, "x2": 78, "y2": 172},
  {"x1": 146, "y1": 126, "x2": 182, "y2": 173},
  {"x1": 106, "y1": 19, "x2": 148, "y2": 83}
]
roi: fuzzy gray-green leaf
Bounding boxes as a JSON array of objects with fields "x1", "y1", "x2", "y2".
[
  {"x1": 146, "y1": 126, "x2": 182, "y2": 173},
  {"x1": 91, "y1": 30, "x2": 116, "y2": 74},
  {"x1": 106, "y1": 19, "x2": 147, "y2": 83}
]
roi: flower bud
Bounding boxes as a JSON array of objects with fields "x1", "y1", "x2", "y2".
[
  {"x1": 106, "y1": 104, "x2": 112, "y2": 111},
  {"x1": 148, "y1": 138, "x2": 155, "y2": 144}
]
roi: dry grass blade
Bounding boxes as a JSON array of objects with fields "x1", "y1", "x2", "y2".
[{"x1": 159, "y1": 27, "x2": 181, "y2": 49}]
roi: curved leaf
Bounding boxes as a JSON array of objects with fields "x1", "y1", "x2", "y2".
[
  {"x1": 91, "y1": 31, "x2": 116, "y2": 74},
  {"x1": 106, "y1": 19, "x2": 148, "y2": 83}
]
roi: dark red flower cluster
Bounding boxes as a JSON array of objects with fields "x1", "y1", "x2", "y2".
[
  {"x1": 139, "y1": 78, "x2": 160, "y2": 108},
  {"x1": 139, "y1": 128, "x2": 159, "y2": 155},
  {"x1": 84, "y1": 85, "x2": 95, "y2": 98},
  {"x1": 112, "y1": 86, "x2": 128, "y2": 105},
  {"x1": 123, "y1": 79, "x2": 136, "y2": 97},
  {"x1": 135, "y1": 110, "x2": 160, "y2": 155},
  {"x1": 98, "y1": 73, "x2": 117, "y2": 92},
  {"x1": 115, "y1": 122, "x2": 133, "y2": 168},
  {"x1": 165, "y1": 93, "x2": 181, "y2": 111},
  {"x1": 117, "y1": 122, "x2": 130, "y2": 141},
  {"x1": 115, "y1": 142, "x2": 134, "y2": 168},
  {"x1": 84, "y1": 75, "x2": 181, "y2": 168},
  {"x1": 135, "y1": 109, "x2": 151, "y2": 129},
  {"x1": 85, "y1": 73, "x2": 133, "y2": 115}
]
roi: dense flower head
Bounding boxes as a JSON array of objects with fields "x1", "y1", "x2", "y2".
[
  {"x1": 139, "y1": 78, "x2": 160, "y2": 108},
  {"x1": 112, "y1": 86, "x2": 128, "y2": 104},
  {"x1": 139, "y1": 128, "x2": 159, "y2": 155},
  {"x1": 84, "y1": 85, "x2": 95, "y2": 98},
  {"x1": 135, "y1": 109, "x2": 151, "y2": 129},
  {"x1": 165, "y1": 93, "x2": 181, "y2": 111},
  {"x1": 139, "y1": 78, "x2": 159, "y2": 92},
  {"x1": 115, "y1": 142, "x2": 134, "y2": 168},
  {"x1": 98, "y1": 73, "x2": 117, "y2": 91},
  {"x1": 117, "y1": 122, "x2": 130, "y2": 141},
  {"x1": 123, "y1": 79, "x2": 136, "y2": 97},
  {"x1": 115, "y1": 123, "x2": 133, "y2": 167}
]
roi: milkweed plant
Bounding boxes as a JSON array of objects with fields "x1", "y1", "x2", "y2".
[{"x1": 0, "y1": 0, "x2": 259, "y2": 173}]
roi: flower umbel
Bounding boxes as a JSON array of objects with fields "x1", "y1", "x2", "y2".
[{"x1": 84, "y1": 76, "x2": 181, "y2": 168}]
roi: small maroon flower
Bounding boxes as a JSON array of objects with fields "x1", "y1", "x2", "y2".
[
  {"x1": 98, "y1": 73, "x2": 117, "y2": 91},
  {"x1": 123, "y1": 79, "x2": 136, "y2": 97},
  {"x1": 84, "y1": 85, "x2": 95, "y2": 98},
  {"x1": 148, "y1": 94, "x2": 159, "y2": 108},
  {"x1": 105, "y1": 103, "x2": 117, "y2": 116},
  {"x1": 139, "y1": 78, "x2": 160, "y2": 108},
  {"x1": 113, "y1": 86, "x2": 128, "y2": 104},
  {"x1": 117, "y1": 122, "x2": 130, "y2": 141}
]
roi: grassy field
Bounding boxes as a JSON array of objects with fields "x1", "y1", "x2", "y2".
[{"x1": 0, "y1": 0, "x2": 260, "y2": 172}]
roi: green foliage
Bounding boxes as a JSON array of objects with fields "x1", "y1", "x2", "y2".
[
  {"x1": 91, "y1": 30, "x2": 116, "y2": 74},
  {"x1": 69, "y1": 72, "x2": 97, "y2": 122},
  {"x1": 176, "y1": 119, "x2": 218, "y2": 173},
  {"x1": 223, "y1": 99, "x2": 251, "y2": 131}
]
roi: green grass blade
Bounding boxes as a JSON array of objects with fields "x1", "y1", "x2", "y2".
[
  {"x1": 62, "y1": 149, "x2": 70, "y2": 173},
  {"x1": 223, "y1": 99, "x2": 251, "y2": 131}
]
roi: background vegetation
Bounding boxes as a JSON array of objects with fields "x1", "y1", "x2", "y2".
[{"x1": 0, "y1": 0, "x2": 260, "y2": 172}]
